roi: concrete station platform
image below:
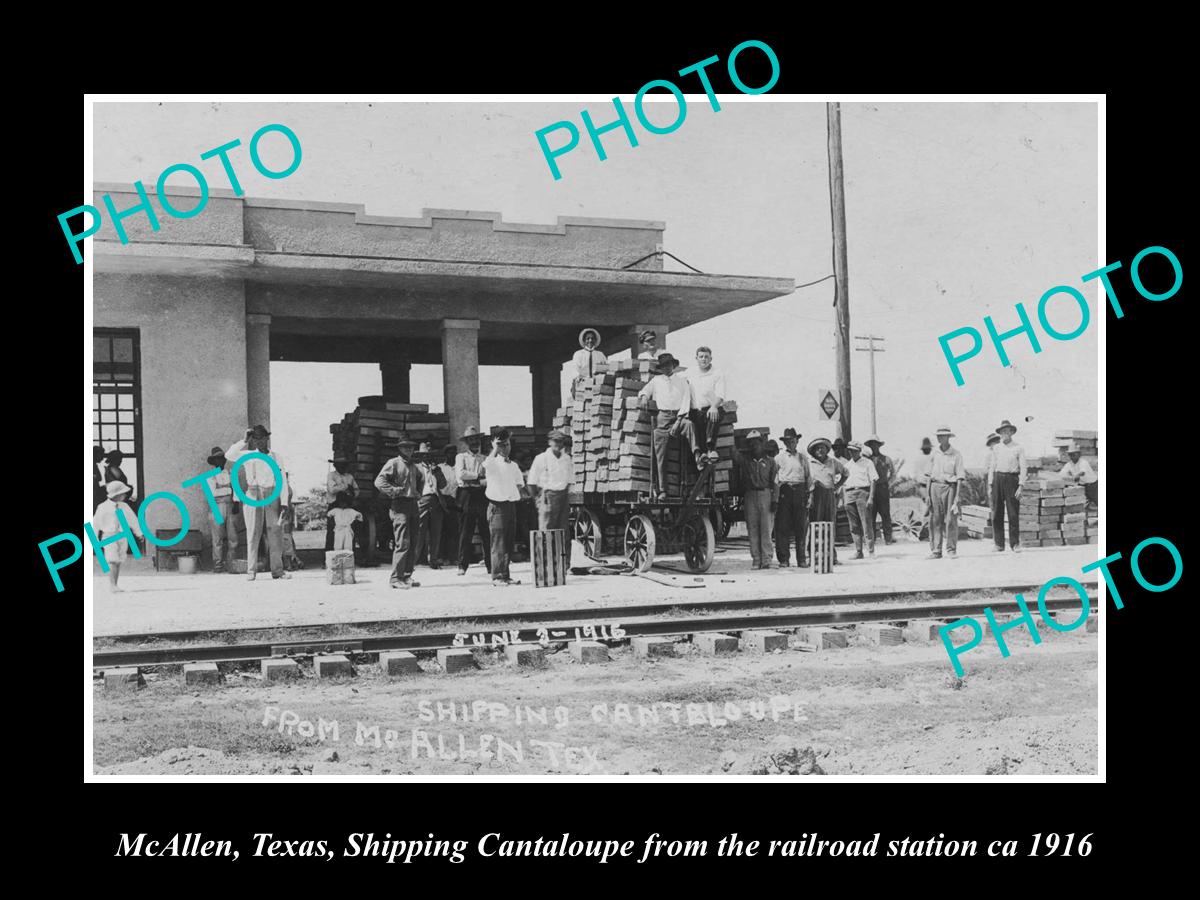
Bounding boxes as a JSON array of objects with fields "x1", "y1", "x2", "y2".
[{"x1": 92, "y1": 537, "x2": 1103, "y2": 637}]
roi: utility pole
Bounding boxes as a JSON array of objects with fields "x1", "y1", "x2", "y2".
[
  {"x1": 827, "y1": 102, "x2": 852, "y2": 443},
  {"x1": 854, "y1": 334, "x2": 886, "y2": 434}
]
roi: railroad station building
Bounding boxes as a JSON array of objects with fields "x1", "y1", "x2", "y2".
[{"x1": 92, "y1": 183, "x2": 794, "y2": 531}]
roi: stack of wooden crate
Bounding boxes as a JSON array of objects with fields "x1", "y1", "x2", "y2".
[
  {"x1": 330, "y1": 398, "x2": 452, "y2": 496},
  {"x1": 552, "y1": 361, "x2": 736, "y2": 497},
  {"x1": 959, "y1": 504, "x2": 993, "y2": 539},
  {"x1": 1018, "y1": 477, "x2": 1089, "y2": 546}
]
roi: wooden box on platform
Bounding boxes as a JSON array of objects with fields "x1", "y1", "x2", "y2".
[
  {"x1": 809, "y1": 521, "x2": 835, "y2": 574},
  {"x1": 326, "y1": 550, "x2": 356, "y2": 585},
  {"x1": 531, "y1": 529, "x2": 569, "y2": 588}
]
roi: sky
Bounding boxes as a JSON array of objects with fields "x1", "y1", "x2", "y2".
[{"x1": 94, "y1": 99, "x2": 1098, "y2": 493}]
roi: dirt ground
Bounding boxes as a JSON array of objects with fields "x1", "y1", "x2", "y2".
[{"x1": 93, "y1": 624, "x2": 1098, "y2": 777}]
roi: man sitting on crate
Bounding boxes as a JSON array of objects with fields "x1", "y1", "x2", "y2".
[
  {"x1": 637, "y1": 353, "x2": 699, "y2": 501},
  {"x1": 687, "y1": 346, "x2": 725, "y2": 466}
]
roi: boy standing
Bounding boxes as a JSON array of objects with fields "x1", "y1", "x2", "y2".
[{"x1": 92, "y1": 481, "x2": 144, "y2": 592}]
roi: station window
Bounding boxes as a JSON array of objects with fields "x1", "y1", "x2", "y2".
[{"x1": 93, "y1": 329, "x2": 143, "y2": 498}]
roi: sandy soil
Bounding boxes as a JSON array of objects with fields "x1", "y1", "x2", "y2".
[{"x1": 93, "y1": 624, "x2": 1098, "y2": 777}]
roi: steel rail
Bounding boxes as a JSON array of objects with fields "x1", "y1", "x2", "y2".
[
  {"x1": 94, "y1": 580, "x2": 1096, "y2": 645},
  {"x1": 92, "y1": 592, "x2": 1096, "y2": 670}
]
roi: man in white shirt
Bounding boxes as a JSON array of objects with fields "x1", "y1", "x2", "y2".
[
  {"x1": 571, "y1": 328, "x2": 607, "y2": 398},
  {"x1": 414, "y1": 442, "x2": 447, "y2": 569},
  {"x1": 637, "y1": 353, "x2": 697, "y2": 500},
  {"x1": 324, "y1": 455, "x2": 357, "y2": 554},
  {"x1": 636, "y1": 329, "x2": 665, "y2": 361},
  {"x1": 842, "y1": 441, "x2": 878, "y2": 559},
  {"x1": 687, "y1": 346, "x2": 726, "y2": 465},
  {"x1": 528, "y1": 430, "x2": 574, "y2": 538},
  {"x1": 204, "y1": 446, "x2": 239, "y2": 573},
  {"x1": 437, "y1": 444, "x2": 459, "y2": 561},
  {"x1": 454, "y1": 426, "x2": 491, "y2": 576},
  {"x1": 483, "y1": 429, "x2": 524, "y2": 586},
  {"x1": 988, "y1": 419, "x2": 1027, "y2": 553},
  {"x1": 774, "y1": 428, "x2": 811, "y2": 567},
  {"x1": 1060, "y1": 443, "x2": 1097, "y2": 505},
  {"x1": 226, "y1": 424, "x2": 290, "y2": 581}
]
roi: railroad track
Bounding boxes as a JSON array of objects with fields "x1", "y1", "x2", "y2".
[
  {"x1": 94, "y1": 580, "x2": 1095, "y2": 646},
  {"x1": 92, "y1": 589, "x2": 1097, "y2": 671}
]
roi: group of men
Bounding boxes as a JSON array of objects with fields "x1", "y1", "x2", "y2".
[
  {"x1": 620, "y1": 331, "x2": 726, "y2": 499},
  {"x1": 737, "y1": 429, "x2": 900, "y2": 568},
  {"x1": 373, "y1": 426, "x2": 574, "y2": 590}
]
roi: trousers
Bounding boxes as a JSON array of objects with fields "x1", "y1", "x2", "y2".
[
  {"x1": 775, "y1": 483, "x2": 808, "y2": 564},
  {"x1": 389, "y1": 498, "x2": 417, "y2": 583},
  {"x1": 744, "y1": 489, "x2": 774, "y2": 566},
  {"x1": 991, "y1": 471, "x2": 1020, "y2": 549},
  {"x1": 929, "y1": 482, "x2": 959, "y2": 555},
  {"x1": 488, "y1": 500, "x2": 516, "y2": 581},
  {"x1": 871, "y1": 481, "x2": 893, "y2": 542},
  {"x1": 689, "y1": 407, "x2": 720, "y2": 453},
  {"x1": 538, "y1": 488, "x2": 570, "y2": 533},
  {"x1": 242, "y1": 485, "x2": 283, "y2": 577},
  {"x1": 209, "y1": 497, "x2": 238, "y2": 571},
  {"x1": 416, "y1": 493, "x2": 444, "y2": 564},
  {"x1": 458, "y1": 487, "x2": 491, "y2": 571},
  {"x1": 844, "y1": 486, "x2": 874, "y2": 552},
  {"x1": 651, "y1": 412, "x2": 697, "y2": 495}
]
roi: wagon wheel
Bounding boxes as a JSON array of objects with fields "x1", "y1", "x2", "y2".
[
  {"x1": 895, "y1": 507, "x2": 925, "y2": 541},
  {"x1": 709, "y1": 506, "x2": 729, "y2": 541},
  {"x1": 573, "y1": 507, "x2": 599, "y2": 559},
  {"x1": 624, "y1": 514, "x2": 656, "y2": 573},
  {"x1": 682, "y1": 514, "x2": 716, "y2": 573}
]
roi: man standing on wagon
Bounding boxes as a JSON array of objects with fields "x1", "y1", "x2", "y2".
[{"x1": 636, "y1": 353, "x2": 697, "y2": 501}]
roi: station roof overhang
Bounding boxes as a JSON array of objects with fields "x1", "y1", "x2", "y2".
[{"x1": 94, "y1": 241, "x2": 796, "y2": 366}]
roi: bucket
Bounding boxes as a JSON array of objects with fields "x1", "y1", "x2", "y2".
[{"x1": 177, "y1": 555, "x2": 198, "y2": 575}]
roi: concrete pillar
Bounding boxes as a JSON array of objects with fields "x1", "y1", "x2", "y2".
[
  {"x1": 629, "y1": 323, "x2": 669, "y2": 358},
  {"x1": 380, "y1": 361, "x2": 411, "y2": 403},
  {"x1": 441, "y1": 319, "x2": 480, "y2": 444},
  {"x1": 530, "y1": 361, "x2": 563, "y2": 429},
  {"x1": 246, "y1": 313, "x2": 272, "y2": 428}
]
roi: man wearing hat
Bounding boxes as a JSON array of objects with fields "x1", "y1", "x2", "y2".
[
  {"x1": 638, "y1": 352, "x2": 699, "y2": 499},
  {"x1": 374, "y1": 433, "x2": 425, "y2": 589},
  {"x1": 1060, "y1": 442, "x2": 1097, "y2": 505},
  {"x1": 636, "y1": 329, "x2": 665, "y2": 361},
  {"x1": 774, "y1": 428, "x2": 811, "y2": 567},
  {"x1": 571, "y1": 328, "x2": 608, "y2": 398},
  {"x1": 988, "y1": 420, "x2": 1027, "y2": 553},
  {"x1": 928, "y1": 427, "x2": 966, "y2": 559},
  {"x1": 864, "y1": 435, "x2": 898, "y2": 546},
  {"x1": 842, "y1": 441, "x2": 879, "y2": 558},
  {"x1": 528, "y1": 430, "x2": 574, "y2": 536},
  {"x1": 227, "y1": 425, "x2": 290, "y2": 580},
  {"x1": 454, "y1": 425, "x2": 491, "y2": 576},
  {"x1": 414, "y1": 442, "x2": 448, "y2": 569},
  {"x1": 807, "y1": 437, "x2": 848, "y2": 564},
  {"x1": 325, "y1": 455, "x2": 357, "y2": 554},
  {"x1": 204, "y1": 445, "x2": 239, "y2": 573},
  {"x1": 687, "y1": 346, "x2": 726, "y2": 465},
  {"x1": 737, "y1": 430, "x2": 779, "y2": 569}
]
